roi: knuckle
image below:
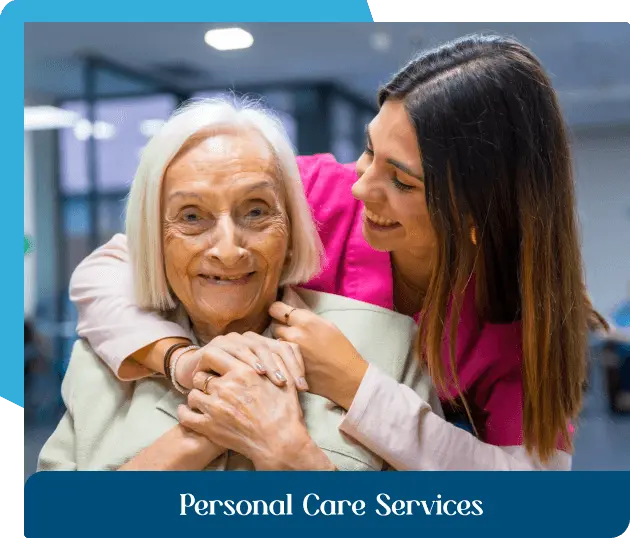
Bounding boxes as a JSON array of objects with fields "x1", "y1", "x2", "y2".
[
  {"x1": 235, "y1": 345, "x2": 249, "y2": 357},
  {"x1": 193, "y1": 371, "x2": 207, "y2": 386},
  {"x1": 227, "y1": 367, "x2": 247, "y2": 383},
  {"x1": 254, "y1": 345, "x2": 270, "y2": 358},
  {"x1": 187, "y1": 390, "x2": 200, "y2": 407},
  {"x1": 241, "y1": 368, "x2": 259, "y2": 382},
  {"x1": 278, "y1": 340, "x2": 292, "y2": 352}
]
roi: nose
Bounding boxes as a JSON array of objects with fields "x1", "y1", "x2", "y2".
[
  {"x1": 352, "y1": 156, "x2": 384, "y2": 204},
  {"x1": 207, "y1": 217, "x2": 247, "y2": 268}
]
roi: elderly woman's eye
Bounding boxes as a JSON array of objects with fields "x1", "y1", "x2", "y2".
[
  {"x1": 181, "y1": 210, "x2": 202, "y2": 223},
  {"x1": 245, "y1": 205, "x2": 269, "y2": 219}
]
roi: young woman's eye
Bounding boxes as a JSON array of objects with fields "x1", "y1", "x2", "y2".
[
  {"x1": 364, "y1": 144, "x2": 374, "y2": 156},
  {"x1": 392, "y1": 175, "x2": 415, "y2": 192}
]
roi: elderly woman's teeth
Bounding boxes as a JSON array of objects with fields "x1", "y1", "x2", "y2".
[{"x1": 205, "y1": 272, "x2": 254, "y2": 283}]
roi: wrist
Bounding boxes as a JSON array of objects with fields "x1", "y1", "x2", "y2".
[
  {"x1": 174, "y1": 350, "x2": 200, "y2": 390},
  {"x1": 329, "y1": 354, "x2": 368, "y2": 411},
  {"x1": 154, "y1": 338, "x2": 192, "y2": 374},
  {"x1": 174, "y1": 426, "x2": 222, "y2": 466},
  {"x1": 254, "y1": 428, "x2": 334, "y2": 471}
]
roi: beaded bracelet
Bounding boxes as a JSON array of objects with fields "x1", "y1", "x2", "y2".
[{"x1": 169, "y1": 345, "x2": 199, "y2": 394}]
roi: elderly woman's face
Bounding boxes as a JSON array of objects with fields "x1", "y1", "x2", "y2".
[{"x1": 162, "y1": 130, "x2": 289, "y2": 329}]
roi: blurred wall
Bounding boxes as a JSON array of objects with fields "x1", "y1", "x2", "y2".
[
  {"x1": 574, "y1": 126, "x2": 630, "y2": 314},
  {"x1": 32, "y1": 130, "x2": 60, "y2": 321},
  {"x1": 24, "y1": 132, "x2": 36, "y2": 319}
]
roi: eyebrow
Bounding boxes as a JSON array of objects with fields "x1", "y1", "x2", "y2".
[
  {"x1": 365, "y1": 125, "x2": 424, "y2": 182},
  {"x1": 167, "y1": 191, "x2": 203, "y2": 203},
  {"x1": 166, "y1": 180, "x2": 277, "y2": 203}
]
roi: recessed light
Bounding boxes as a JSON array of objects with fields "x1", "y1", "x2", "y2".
[
  {"x1": 204, "y1": 27, "x2": 254, "y2": 51},
  {"x1": 370, "y1": 32, "x2": 391, "y2": 53},
  {"x1": 24, "y1": 106, "x2": 78, "y2": 131},
  {"x1": 73, "y1": 119, "x2": 116, "y2": 141},
  {"x1": 73, "y1": 119, "x2": 92, "y2": 141},
  {"x1": 93, "y1": 121, "x2": 116, "y2": 140}
]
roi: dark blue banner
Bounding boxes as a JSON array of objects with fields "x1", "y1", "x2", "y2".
[{"x1": 25, "y1": 472, "x2": 630, "y2": 537}]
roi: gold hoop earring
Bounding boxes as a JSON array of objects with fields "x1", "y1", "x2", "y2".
[{"x1": 470, "y1": 227, "x2": 477, "y2": 246}]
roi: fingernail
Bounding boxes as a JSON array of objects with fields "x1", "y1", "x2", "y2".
[
  {"x1": 255, "y1": 362, "x2": 266, "y2": 373},
  {"x1": 297, "y1": 377, "x2": 309, "y2": 391},
  {"x1": 274, "y1": 370, "x2": 287, "y2": 383}
]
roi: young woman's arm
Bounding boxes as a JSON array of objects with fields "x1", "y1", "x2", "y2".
[
  {"x1": 338, "y1": 364, "x2": 571, "y2": 471},
  {"x1": 119, "y1": 425, "x2": 223, "y2": 471},
  {"x1": 69, "y1": 233, "x2": 192, "y2": 380}
]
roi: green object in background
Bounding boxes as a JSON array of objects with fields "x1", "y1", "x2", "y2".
[{"x1": 24, "y1": 234, "x2": 33, "y2": 255}]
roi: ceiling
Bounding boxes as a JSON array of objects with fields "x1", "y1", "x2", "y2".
[{"x1": 24, "y1": 22, "x2": 630, "y2": 126}]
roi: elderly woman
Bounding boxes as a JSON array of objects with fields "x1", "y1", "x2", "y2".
[{"x1": 38, "y1": 98, "x2": 440, "y2": 472}]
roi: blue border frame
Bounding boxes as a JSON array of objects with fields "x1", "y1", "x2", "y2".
[{"x1": 10, "y1": 9, "x2": 630, "y2": 538}]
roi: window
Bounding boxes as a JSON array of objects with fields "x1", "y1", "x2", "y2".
[
  {"x1": 58, "y1": 94, "x2": 177, "y2": 290},
  {"x1": 331, "y1": 97, "x2": 359, "y2": 163}
]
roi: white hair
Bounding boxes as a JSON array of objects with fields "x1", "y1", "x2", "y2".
[{"x1": 126, "y1": 96, "x2": 324, "y2": 311}]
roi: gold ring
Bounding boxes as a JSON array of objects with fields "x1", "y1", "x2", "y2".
[
  {"x1": 202, "y1": 374, "x2": 216, "y2": 395},
  {"x1": 284, "y1": 307, "x2": 297, "y2": 323}
]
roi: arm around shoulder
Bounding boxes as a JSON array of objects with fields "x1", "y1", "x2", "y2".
[{"x1": 69, "y1": 234, "x2": 190, "y2": 380}]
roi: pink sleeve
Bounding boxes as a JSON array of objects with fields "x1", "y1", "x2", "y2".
[
  {"x1": 339, "y1": 364, "x2": 571, "y2": 471},
  {"x1": 69, "y1": 233, "x2": 189, "y2": 380},
  {"x1": 295, "y1": 155, "x2": 393, "y2": 308}
]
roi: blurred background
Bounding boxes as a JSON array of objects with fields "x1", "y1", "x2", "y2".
[{"x1": 24, "y1": 23, "x2": 630, "y2": 478}]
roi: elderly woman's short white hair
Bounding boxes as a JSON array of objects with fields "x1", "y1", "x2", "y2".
[{"x1": 126, "y1": 97, "x2": 324, "y2": 311}]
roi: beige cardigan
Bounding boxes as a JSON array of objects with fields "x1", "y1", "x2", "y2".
[{"x1": 38, "y1": 287, "x2": 442, "y2": 472}]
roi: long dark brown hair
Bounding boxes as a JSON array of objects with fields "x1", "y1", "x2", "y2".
[{"x1": 379, "y1": 34, "x2": 607, "y2": 462}]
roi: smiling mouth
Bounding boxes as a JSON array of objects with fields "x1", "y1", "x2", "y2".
[
  {"x1": 363, "y1": 208, "x2": 401, "y2": 230},
  {"x1": 199, "y1": 272, "x2": 256, "y2": 285}
]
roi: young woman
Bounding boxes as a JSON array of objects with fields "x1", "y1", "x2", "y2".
[{"x1": 69, "y1": 34, "x2": 605, "y2": 470}]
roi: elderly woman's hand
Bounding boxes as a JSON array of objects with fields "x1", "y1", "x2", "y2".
[
  {"x1": 191, "y1": 332, "x2": 309, "y2": 391},
  {"x1": 269, "y1": 302, "x2": 369, "y2": 410},
  {"x1": 178, "y1": 356, "x2": 335, "y2": 471}
]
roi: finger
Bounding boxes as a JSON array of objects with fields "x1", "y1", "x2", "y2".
[
  {"x1": 177, "y1": 404, "x2": 209, "y2": 435},
  {"x1": 188, "y1": 388, "x2": 214, "y2": 414},
  {"x1": 268, "y1": 302, "x2": 311, "y2": 327},
  {"x1": 286, "y1": 342, "x2": 308, "y2": 391},
  {"x1": 272, "y1": 324, "x2": 301, "y2": 345},
  {"x1": 271, "y1": 352, "x2": 295, "y2": 390},
  {"x1": 273, "y1": 341, "x2": 307, "y2": 391},
  {"x1": 239, "y1": 333, "x2": 288, "y2": 387},
  {"x1": 192, "y1": 371, "x2": 219, "y2": 394},
  {"x1": 196, "y1": 345, "x2": 247, "y2": 376},
  {"x1": 220, "y1": 341, "x2": 267, "y2": 376}
]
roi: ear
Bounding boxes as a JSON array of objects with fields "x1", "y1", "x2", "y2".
[{"x1": 280, "y1": 250, "x2": 293, "y2": 279}]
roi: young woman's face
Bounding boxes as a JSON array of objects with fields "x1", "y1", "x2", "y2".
[{"x1": 353, "y1": 100, "x2": 436, "y2": 257}]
